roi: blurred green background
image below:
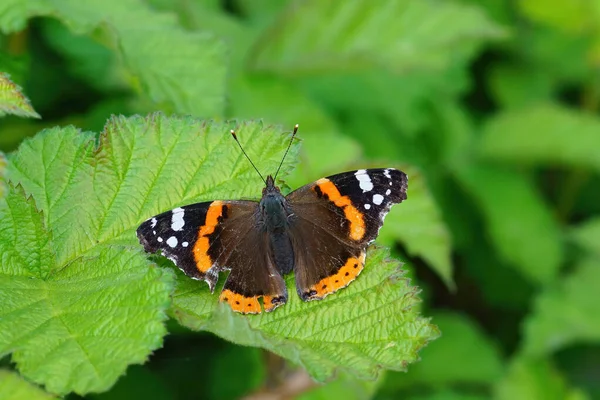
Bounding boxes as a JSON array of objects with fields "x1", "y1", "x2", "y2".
[{"x1": 2, "y1": 0, "x2": 600, "y2": 399}]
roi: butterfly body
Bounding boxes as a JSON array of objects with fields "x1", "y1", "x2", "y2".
[
  {"x1": 259, "y1": 175, "x2": 295, "y2": 275},
  {"x1": 137, "y1": 168, "x2": 407, "y2": 314}
]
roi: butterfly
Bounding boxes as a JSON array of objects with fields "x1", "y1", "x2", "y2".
[{"x1": 136, "y1": 125, "x2": 407, "y2": 314}]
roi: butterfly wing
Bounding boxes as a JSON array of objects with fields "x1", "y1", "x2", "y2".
[
  {"x1": 136, "y1": 200, "x2": 288, "y2": 313},
  {"x1": 286, "y1": 168, "x2": 407, "y2": 300}
]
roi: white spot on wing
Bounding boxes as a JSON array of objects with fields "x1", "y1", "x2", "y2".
[
  {"x1": 167, "y1": 236, "x2": 178, "y2": 248},
  {"x1": 171, "y1": 207, "x2": 185, "y2": 231},
  {"x1": 150, "y1": 218, "x2": 157, "y2": 228},
  {"x1": 364, "y1": 204, "x2": 371, "y2": 210},
  {"x1": 182, "y1": 241, "x2": 189, "y2": 247},
  {"x1": 373, "y1": 194, "x2": 384, "y2": 205},
  {"x1": 157, "y1": 237, "x2": 163, "y2": 242},
  {"x1": 383, "y1": 169, "x2": 392, "y2": 179},
  {"x1": 355, "y1": 169, "x2": 373, "y2": 192},
  {"x1": 386, "y1": 189, "x2": 391, "y2": 195}
]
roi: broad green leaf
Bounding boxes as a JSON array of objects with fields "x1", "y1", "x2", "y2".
[
  {"x1": 0, "y1": 370, "x2": 56, "y2": 400},
  {"x1": 494, "y1": 357, "x2": 571, "y2": 400},
  {"x1": 570, "y1": 218, "x2": 600, "y2": 258},
  {"x1": 522, "y1": 257, "x2": 600, "y2": 356},
  {"x1": 171, "y1": 246, "x2": 439, "y2": 381},
  {"x1": 0, "y1": 73, "x2": 40, "y2": 118},
  {"x1": 378, "y1": 166, "x2": 453, "y2": 287},
  {"x1": 250, "y1": 0, "x2": 507, "y2": 74},
  {"x1": 0, "y1": 186, "x2": 173, "y2": 395},
  {"x1": 456, "y1": 165, "x2": 563, "y2": 284},
  {"x1": 382, "y1": 312, "x2": 503, "y2": 390},
  {"x1": 7, "y1": 114, "x2": 437, "y2": 381},
  {"x1": 479, "y1": 104, "x2": 600, "y2": 172},
  {"x1": 4, "y1": 116, "x2": 297, "y2": 394},
  {"x1": 0, "y1": 0, "x2": 226, "y2": 117},
  {"x1": 9, "y1": 115, "x2": 427, "y2": 389}
]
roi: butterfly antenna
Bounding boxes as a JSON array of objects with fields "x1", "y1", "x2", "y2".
[
  {"x1": 230, "y1": 129, "x2": 267, "y2": 184},
  {"x1": 274, "y1": 124, "x2": 298, "y2": 181}
]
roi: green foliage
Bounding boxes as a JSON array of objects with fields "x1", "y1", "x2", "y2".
[
  {"x1": 456, "y1": 165, "x2": 563, "y2": 284},
  {"x1": 0, "y1": 0, "x2": 226, "y2": 117},
  {"x1": 173, "y1": 246, "x2": 438, "y2": 381},
  {"x1": 522, "y1": 257, "x2": 600, "y2": 356},
  {"x1": 0, "y1": 73, "x2": 39, "y2": 118},
  {"x1": 0, "y1": 369, "x2": 56, "y2": 400},
  {"x1": 0, "y1": 183, "x2": 173, "y2": 394},
  {"x1": 1, "y1": 0, "x2": 600, "y2": 398},
  {"x1": 250, "y1": 0, "x2": 506, "y2": 74},
  {"x1": 380, "y1": 312, "x2": 503, "y2": 393},
  {"x1": 480, "y1": 104, "x2": 600, "y2": 171}
]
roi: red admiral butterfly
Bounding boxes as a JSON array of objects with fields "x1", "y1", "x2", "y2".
[{"x1": 137, "y1": 125, "x2": 408, "y2": 314}]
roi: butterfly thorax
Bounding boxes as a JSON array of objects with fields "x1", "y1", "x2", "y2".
[{"x1": 260, "y1": 175, "x2": 289, "y2": 232}]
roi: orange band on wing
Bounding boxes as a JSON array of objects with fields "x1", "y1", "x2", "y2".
[
  {"x1": 315, "y1": 179, "x2": 365, "y2": 241},
  {"x1": 220, "y1": 289, "x2": 261, "y2": 314},
  {"x1": 193, "y1": 201, "x2": 223, "y2": 273},
  {"x1": 309, "y1": 252, "x2": 366, "y2": 299}
]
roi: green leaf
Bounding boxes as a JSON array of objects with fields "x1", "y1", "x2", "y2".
[
  {"x1": 518, "y1": 0, "x2": 594, "y2": 33},
  {"x1": 0, "y1": 73, "x2": 40, "y2": 118},
  {"x1": 479, "y1": 104, "x2": 600, "y2": 172},
  {"x1": 4, "y1": 114, "x2": 435, "y2": 388},
  {"x1": 456, "y1": 165, "x2": 563, "y2": 284},
  {"x1": 487, "y1": 63, "x2": 554, "y2": 109},
  {"x1": 0, "y1": 151, "x2": 5, "y2": 199},
  {"x1": 39, "y1": 19, "x2": 128, "y2": 94},
  {"x1": 171, "y1": 246, "x2": 439, "y2": 381},
  {"x1": 0, "y1": 186, "x2": 173, "y2": 395},
  {"x1": 494, "y1": 357, "x2": 570, "y2": 400},
  {"x1": 382, "y1": 312, "x2": 503, "y2": 390},
  {"x1": 1, "y1": 115, "x2": 303, "y2": 393},
  {"x1": 250, "y1": 0, "x2": 507, "y2": 74},
  {"x1": 522, "y1": 257, "x2": 600, "y2": 356},
  {"x1": 378, "y1": 166, "x2": 453, "y2": 288},
  {"x1": 0, "y1": 370, "x2": 56, "y2": 400},
  {"x1": 570, "y1": 218, "x2": 600, "y2": 258},
  {"x1": 0, "y1": 0, "x2": 226, "y2": 117}
]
